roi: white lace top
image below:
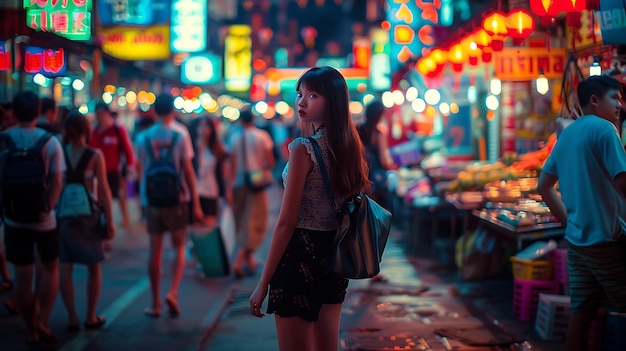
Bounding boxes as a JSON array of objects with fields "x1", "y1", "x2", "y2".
[{"x1": 282, "y1": 129, "x2": 346, "y2": 231}]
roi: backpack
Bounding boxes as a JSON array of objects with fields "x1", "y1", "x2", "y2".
[
  {"x1": 145, "y1": 132, "x2": 181, "y2": 207},
  {"x1": 56, "y1": 148, "x2": 107, "y2": 238},
  {"x1": 0, "y1": 132, "x2": 53, "y2": 222}
]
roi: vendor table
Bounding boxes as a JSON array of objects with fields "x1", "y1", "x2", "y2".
[
  {"x1": 472, "y1": 209, "x2": 565, "y2": 250},
  {"x1": 445, "y1": 193, "x2": 483, "y2": 239}
]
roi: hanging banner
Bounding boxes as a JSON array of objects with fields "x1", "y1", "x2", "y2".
[
  {"x1": 599, "y1": 0, "x2": 626, "y2": 44},
  {"x1": 97, "y1": 25, "x2": 170, "y2": 61},
  {"x1": 565, "y1": 9, "x2": 604, "y2": 49},
  {"x1": 24, "y1": 0, "x2": 92, "y2": 41},
  {"x1": 97, "y1": 0, "x2": 170, "y2": 26},
  {"x1": 171, "y1": 0, "x2": 207, "y2": 53},
  {"x1": 24, "y1": 46, "x2": 66, "y2": 76},
  {"x1": 224, "y1": 25, "x2": 251, "y2": 92},
  {"x1": 494, "y1": 48, "x2": 566, "y2": 81}
]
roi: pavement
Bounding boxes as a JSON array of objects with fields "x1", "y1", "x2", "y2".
[{"x1": 0, "y1": 183, "x2": 568, "y2": 351}]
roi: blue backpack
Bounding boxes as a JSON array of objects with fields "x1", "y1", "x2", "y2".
[{"x1": 145, "y1": 132, "x2": 181, "y2": 207}]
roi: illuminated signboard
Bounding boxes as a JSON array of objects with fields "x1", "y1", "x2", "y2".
[
  {"x1": 600, "y1": 0, "x2": 626, "y2": 44},
  {"x1": 24, "y1": 0, "x2": 92, "y2": 41},
  {"x1": 386, "y1": 0, "x2": 439, "y2": 71},
  {"x1": 181, "y1": 54, "x2": 221, "y2": 84},
  {"x1": 494, "y1": 48, "x2": 566, "y2": 81},
  {"x1": 224, "y1": 25, "x2": 251, "y2": 92},
  {"x1": 0, "y1": 41, "x2": 11, "y2": 72},
  {"x1": 98, "y1": 25, "x2": 170, "y2": 61},
  {"x1": 98, "y1": 0, "x2": 170, "y2": 26},
  {"x1": 171, "y1": 0, "x2": 207, "y2": 53},
  {"x1": 369, "y1": 28, "x2": 391, "y2": 91},
  {"x1": 24, "y1": 46, "x2": 66, "y2": 76}
]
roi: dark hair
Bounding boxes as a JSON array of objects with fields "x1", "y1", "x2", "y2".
[
  {"x1": 239, "y1": 108, "x2": 254, "y2": 124},
  {"x1": 95, "y1": 102, "x2": 110, "y2": 113},
  {"x1": 195, "y1": 116, "x2": 227, "y2": 159},
  {"x1": 63, "y1": 110, "x2": 90, "y2": 145},
  {"x1": 360, "y1": 100, "x2": 386, "y2": 145},
  {"x1": 296, "y1": 66, "x2": 369, "y2": 196},
  {"x1": 578, "y1": 75, "x2": 621, "y2": 109},
  {"x1": 154, "y1": 93, "x2": 174, "y2": 116},
  {"x1": 41, "y1": 97, "x2": 56, "y2": 115},
  {"x1": 13, "y1": 91, "x2": 40, "y2": 122}
]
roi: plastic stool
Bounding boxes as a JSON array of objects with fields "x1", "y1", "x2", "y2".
[
  {"x1": 513, "y1": 279, "x2": 559, "y2": 322},
  {"x1": 534, "y1": 294, "x2": 571, "y2": 341},
  {"x1": 548, "y1": 248, "x2": 568, "y2": 294}
]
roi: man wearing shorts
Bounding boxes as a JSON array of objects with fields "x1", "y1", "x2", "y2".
[
  {"x1": 134, "y1": 93, "x2": 202, "y2": 317},
  {"x1": 538, "y1": 75, "x2": 626, "y2": 351},
  {"x1": 2, "y1": 91, "x2": 65, "y2": 344},
  {"x1": 90, "y1": 103, "x2": 135, "y2": 227}
]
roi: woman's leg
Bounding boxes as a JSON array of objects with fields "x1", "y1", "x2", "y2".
[
  {"x1": 59, "y1": 263, "x2": 79, "y2": 326},
  {"x1": 312, "y1": 304, "x2": 343, "y2": 351},
  {"x1": 275, "y1": 315, "x2": 313, "y2": 351},
  {"x1": 85, "y1": 263, "x2": 102, "y2": 324}
]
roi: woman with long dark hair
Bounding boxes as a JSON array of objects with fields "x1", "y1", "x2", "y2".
[
  {"x1": 59, "y1": 110, "x2": 115, "y2": 331},
  {"x1": 192, "y1": 116, "x2": 233, "y2": 227},
  {"x1": 249, "y1": 67, "x2": 369, "y2": 350}
]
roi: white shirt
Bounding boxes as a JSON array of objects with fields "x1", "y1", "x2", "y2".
[
  {"x1": 229, "y1": 127, "x2": 274, "y2": 188},
  {"x1": 197, "y1": 148, "x2": 219, "y2": 198}
]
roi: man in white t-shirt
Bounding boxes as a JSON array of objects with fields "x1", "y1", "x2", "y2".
[
  {"x1": 228, "y1": 109, "x2": 275, "y2": 277},
  {"x1": 2, "y1": 91, "x2": 64, "y2": 344},
  {"x1": 134, "y1": 94, "x2": 202, "y2": 317}
]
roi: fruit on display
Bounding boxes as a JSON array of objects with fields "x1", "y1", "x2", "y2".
[{"x1": 449, "y1": 133, "x2": 557, "y2": 193}]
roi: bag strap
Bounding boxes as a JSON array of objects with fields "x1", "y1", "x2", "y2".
[
  {"x1": 62, "y1": 147, "x2": 95, "y2": 183},
  {"x1": 306, "y1": 137, "x2": 337, "y2": 211},
  {"x1": 241, "y1": 130, "x2": 249, "y2": 172},
  {"x1": 145, "y1": 132, "x2": 179, "y2": 163},
  {"x1": 164, "y1": 132, "x2": 179, "y2": 162},
  {"x1": 33, "y1": 133, "x2": 53, "y2": 151}
]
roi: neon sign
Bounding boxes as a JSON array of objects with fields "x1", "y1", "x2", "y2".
[
  {"x1": 24, "y1": 46, "x2": 67, "y2": 76},
  {"x1": 171, "y1": 0, "x2": 207, "y2": 53},
  {"x1": 24, "y1": 0, "x2": 92, "y2": 41},
  {"x1": 224, "y1": 25, "x2": 252, "y2": 92},
  {"x1": 386, "y1": 0, "x2": 440, "y2": 71}
]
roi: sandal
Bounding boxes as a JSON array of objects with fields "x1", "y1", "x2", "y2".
[
  {"x1": 144, "y1": 307, "x2": 161, "y2": 318},
  {"x1": 0, "y1": 279, "x2": 12, "y2": 292},
  {"x1": 3, "y1": 299, "x2": 19, "y2": 315},
  {"x1": 36, "y1": 329, "x2": 59, "y2": 345},
  {"x1": 84, "y1": 316, "x2": 106, "y2": 330}
]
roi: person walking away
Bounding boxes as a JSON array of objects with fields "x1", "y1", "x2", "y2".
[
  {"x1": 537, "y1": 75, "x2": 626, "y2": 351},
  {"x1": 229, "y1": 109, "x2": 275, "y2": 278},
  {"x1": 134, "y1": 93, "x2": 203, "y2": 317},
  {"x1": 357, "y1": 100, "x2": 396, "y2": 209},
  {"x1": 1, "y1": 91, "x2": 65, "y2": 345},
  {"x1": 58, "y1": 110, "x2": 115, "y2": 331},
  {"x1": 192, "y1": 116, "x2": 233, "y2": 227},
  {"x1": 36, "y1": 97, "x2": 61, "y2": 135},
  {"x1": 89, "y1": 102, "x2": 135, "y2": 228},
  {"x1": 249, "y1": 67, "x2": 370, "y2": 351}
]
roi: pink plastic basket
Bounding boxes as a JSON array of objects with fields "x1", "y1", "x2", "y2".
[{"x1": 513, "y1": 279, "x2": 559, "y2": 321}]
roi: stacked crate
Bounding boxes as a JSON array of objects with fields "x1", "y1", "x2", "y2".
[
  {"x1": 510, "y1": 256, "x2": 559, "y2": 321},
  {"x1": 534, "y1": 294, "x2": 571, "y2": 341}
]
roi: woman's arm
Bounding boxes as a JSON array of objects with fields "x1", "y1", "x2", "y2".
[{"x1": 94, "y1": 149, "x2": 116, "y2": 238}]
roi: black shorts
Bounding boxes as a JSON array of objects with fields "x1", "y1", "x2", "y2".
[
  {"x1": 107, "y1": 171, "x2": 121, "y2": 199},
  {"x1": 200, "y1": 197, "x2": 218, "y2": 217},
  {"x1": 4, "y1": 225, "x2": 60, "y2": 266}
]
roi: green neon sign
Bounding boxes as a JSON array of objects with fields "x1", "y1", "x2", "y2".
[{"x1": 24, "y1": 0, "x2": 92, "y2": 41}]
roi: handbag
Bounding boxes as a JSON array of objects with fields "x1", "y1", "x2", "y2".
[
  {"x1": 242, "y1": 129, "x2": 273, "y2": 192},
  {"x1": 307, "y1": 137, "x2": 392, "y2": 279}
]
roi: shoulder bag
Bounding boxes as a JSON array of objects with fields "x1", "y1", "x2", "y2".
[
  {"x1": 307, "y1": 137, "x2": 392, "y2": 279},
  {"x1": 242, "y1": 130, "x2": 273, "y2": 192}
]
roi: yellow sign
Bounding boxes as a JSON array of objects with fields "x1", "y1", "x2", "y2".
[
  {"x1": 566, "y1": 10, "x2": 603, "y2": 50},
  {"x1": 98, "y1": 25, "x2": 170, "y2": 61},
  {"x1": 494, "y1": 48, "x2": 566, "y2": 81},
  {"x1": 224, "y1": 25, "x2": 252, "y2": 92}
]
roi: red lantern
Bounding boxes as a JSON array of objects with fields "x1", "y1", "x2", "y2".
[
  {"x1": 448, "y1": 43, "x2": 467, "y2": 73},
  {"x1": 482, "y1": 11, "x2": 507, "y2": 52},
  {"x1": 506, "y1": 8, "x2": 535, "y2": 45},
  {"x1": 529, "y1": 0, "x2": 561, "y2": 26},
  {"x1": 563, "y1": 0, "x2": 587, "y2": 27}
]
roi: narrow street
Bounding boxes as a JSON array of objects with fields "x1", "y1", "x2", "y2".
[{"x1": 0, "y1": 184, "x2": 565, "y2": 350}]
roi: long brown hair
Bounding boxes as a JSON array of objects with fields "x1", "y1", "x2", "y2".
[
  {"x1": 195, "y1": 116, "x2": 227, "y2": 159},
  {"x1": 296, "y1": 66, "x2": 369, "y2": 197},
  {"x1": 63, "y1": 110, "x2": 90, "y2": 145}
]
